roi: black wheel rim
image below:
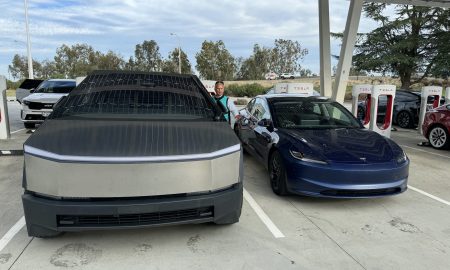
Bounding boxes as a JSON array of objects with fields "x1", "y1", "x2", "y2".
[
  {"x1": 398, "y1": 112, "x2": 410, "y2": 128},
  {"x1": 270, "y1": 155, "x2": 281, "y2": 190}
]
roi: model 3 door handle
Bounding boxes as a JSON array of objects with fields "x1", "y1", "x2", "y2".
[{"x1": 262, "y1": 132, "x2": 272, "y2": 142}]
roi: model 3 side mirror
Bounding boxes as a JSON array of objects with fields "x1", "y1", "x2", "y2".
[{"x1": 258, "y1": 118, "x2": 274, "y2": 132}]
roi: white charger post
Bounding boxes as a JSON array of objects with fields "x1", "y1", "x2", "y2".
[
  {"x1": 418, "y1": 86, "x2": 442, "y2": 135},
  {"x1": 445, "y1": 87, "x2": 450, "y2": 105},
  {"x1": 0, "y1": 75, "x2": 11, "y2": 140},
  {"x1": 274, "y1": 83, "x2": 289, "y2": 94},
  {"x1": 369, "y1": 85, "x2": 396, "y2": 138},
  {"x1": 351, "y1": 84, "x2": 372, "y2": 128}
]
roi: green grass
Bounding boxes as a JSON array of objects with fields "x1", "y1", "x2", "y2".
[{"x1": 6, "y1": 89, "x2": 16, "y2": 97}]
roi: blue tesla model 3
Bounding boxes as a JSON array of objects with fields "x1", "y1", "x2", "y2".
[{"x1": 234, "y1": 94, "x2": 409, "y2": 198}]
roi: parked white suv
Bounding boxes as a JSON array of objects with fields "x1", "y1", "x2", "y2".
[
  {"x1": 279, "y1": 73, "x2": 295, "y2": 79},
  {"x1": 21, "y1": 79, "x2": 76, "y2": 128},
  {"x1": 265, "y1": 72, "x2": 278, "y2": 80}
]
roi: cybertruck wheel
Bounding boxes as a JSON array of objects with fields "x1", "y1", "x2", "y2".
[
  {"x1": 269, "y1": 151, "x2": 288, "y2": 196},
  {"x1": 428, "y1": 125, "x2": 450, "y2": 150}
]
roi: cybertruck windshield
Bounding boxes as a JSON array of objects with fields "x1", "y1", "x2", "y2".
[{"x1": 50, "y1": 71, "x2": 217, "y2": 120}]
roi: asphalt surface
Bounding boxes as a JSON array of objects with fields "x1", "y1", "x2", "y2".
[{"x1": 0, "y1": 106, "x2": 450, "y2": 269}]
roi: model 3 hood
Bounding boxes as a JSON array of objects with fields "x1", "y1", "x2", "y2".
[
  {"x1": 23, "y1": 93, "x2": 67, "y2": 104},
  {"x1": 281, "y1": 128, "x2": 394, "y2": 163},
  {"x1": 25, "y1": 119, "x2": 240, "y2": 158}
]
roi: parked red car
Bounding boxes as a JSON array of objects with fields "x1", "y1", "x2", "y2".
[{"x1": 422, "y1": 104, "x2": 450, "y2": 149}]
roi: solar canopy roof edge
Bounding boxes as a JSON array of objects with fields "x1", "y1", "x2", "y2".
[{"x1": 366, "y1": 0, "x2": 450, "y2": 8}]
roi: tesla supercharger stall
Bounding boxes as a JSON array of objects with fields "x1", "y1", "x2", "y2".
[
  {"x1": 274, "y1": 83, "x2": 314, "y2": 96},
  {"x1": 274, "y1": 83, "x2": 288, "y2": 94},
  {"x1": 446, "y1": 87, "x2": 450, "y2": 105},
  {"x1": 287, "y1": 83, "x2": 314, "y2": 96},
  {"x1": 418, "y1": 86, "x2": 442, "y2": 135},
  {"x1": 369, "y1": 85, "x2": 396, "y2": 138},
  {"x1": 351, "y1": 84, "x2": 372, "y2": 128},
  {"x1": 0, "y1": 75, "x2": 11, "y2": 140}
]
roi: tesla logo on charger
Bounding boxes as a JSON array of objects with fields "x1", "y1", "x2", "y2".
[{"x1": 293, "y1": 87, "x2": 311, "y2": 91}]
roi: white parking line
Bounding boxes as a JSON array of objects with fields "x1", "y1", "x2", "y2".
[
  {"x1": 0, "y1": 216, "x2": 25, "y2": 253},
  {"x1": 11, "y1": 128, "x2": 26, "y2": 134},
  {"x1": 401, "y1": 145, "x2": 450, "y2": 159},
  {"x1": 243, "y1": 188, "x2": 285, "y2": 238},
  {"x1": 408, "y1": 185, "x2": 450, "y2": 206},
  {"x1": 1, "y1": 151, "x2": 12, "y2": 155}
]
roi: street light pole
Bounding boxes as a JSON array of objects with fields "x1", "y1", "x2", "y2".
[
  {"x1": 24, "y1": 0, "x2": 34, "y2": 79},
  {"x1": 170, "y1": 33, "x2": 181, "y2": 74}
]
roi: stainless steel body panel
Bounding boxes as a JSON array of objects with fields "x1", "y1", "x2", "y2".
[{"x1": 24, "y1": 149, "x2": 241, "y2": 198}]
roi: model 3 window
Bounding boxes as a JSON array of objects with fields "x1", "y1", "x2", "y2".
[
  {"x1": 35, "y1": 81, "x2": 75, "y2": 94},
  {"x1": 251, "y1": 98, "x2": 271, "y2": 120}
]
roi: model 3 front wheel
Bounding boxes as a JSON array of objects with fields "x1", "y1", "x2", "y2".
[{"x1": 269, "y1": 151, "x2": 288, "y2": 196}]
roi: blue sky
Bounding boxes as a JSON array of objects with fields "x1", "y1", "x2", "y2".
[{"x1": 0, "y1": 0, "x2": 386, "y2": 80}]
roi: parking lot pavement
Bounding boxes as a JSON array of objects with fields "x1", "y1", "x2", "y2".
[{"x1": 1, "y1": 129, "x2": 450, "y2": 269}]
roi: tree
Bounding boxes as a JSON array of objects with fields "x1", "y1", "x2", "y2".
[
  {"x1": 128, "y1": 40, "x2": 163, "y2": 72},
  {"x1": 353, "y1": 4, "x2": 450, "y2": 89},
  {"x1": 40, "y1": 60, "x2": 60, "y2": 79},
  {"x1": 237, "y1": 44, "x2": 273, "y2": 80},
  {"x1": 299, "y1": 68, "x2": 313, "y2": 77},
  {"x1": 270, "y1": 39, "x2": 308, "y2": 75},
  {"x1": 54, "y1": 44, "x2": 99, "y2": 77},
  {"x1": 195, "y1": 40, "x2": 235, "y2": 80},
  {"x1": 95, "y1": 51, "x2": 125, "y2": 70},
  {"x1": 162, "y1": 48, "x2": 192, "y2": 74},
  {"x1": 54, "y1": 44, "x2": 126, "y2": 77},
  {"x1": 8, "y1": 54, "x2": 42, "y2": 80}
]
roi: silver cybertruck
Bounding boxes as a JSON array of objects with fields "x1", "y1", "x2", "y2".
[{"x1": 22, "y1": 71, "x2": 243, "y2": 237}]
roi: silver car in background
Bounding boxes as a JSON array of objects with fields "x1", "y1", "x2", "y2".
[
  {"x1": 21, "y1": 79, "x2": 76, "y2": 128},
  {"x1": 22, "y1": 71, "x2": 243, "y2": 238}
]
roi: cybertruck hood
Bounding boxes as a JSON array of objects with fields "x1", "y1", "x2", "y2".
[{"x1": 24, "y1": 119, "x2": 240, "y2": 158}]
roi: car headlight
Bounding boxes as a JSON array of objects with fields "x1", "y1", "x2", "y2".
[
  {"x1": 289, "y1": 149, "x2": 327, "y2": 165},
  {"x1": 395, "y1": 150, "x2": 408, "y2": 164},
  {"x1": 23, "y1": 100, "x2": 30, "y2": 106}
]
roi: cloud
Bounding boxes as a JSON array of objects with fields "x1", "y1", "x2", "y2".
[{"x1": 0, "y1": 0, "x2": 385, "y2": 77}]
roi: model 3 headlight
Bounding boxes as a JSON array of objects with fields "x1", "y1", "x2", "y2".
[
  {"x1": 396, "y1": 150, "x2": 408, "y2": 164},
  {"x1": 290, "y1": 149, "x2": 327, "y2": 165}
]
